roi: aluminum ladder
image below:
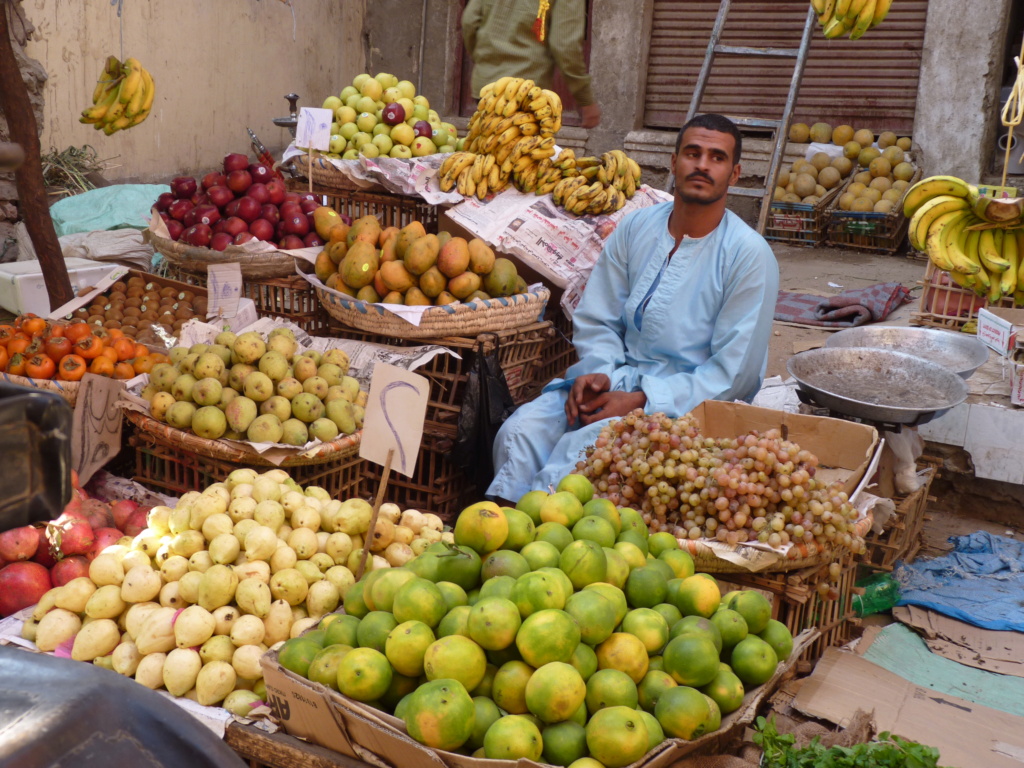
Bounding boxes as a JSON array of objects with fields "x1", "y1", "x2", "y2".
[{"x1": 683, "y1": 0, "x2": 817, "y2": 235}]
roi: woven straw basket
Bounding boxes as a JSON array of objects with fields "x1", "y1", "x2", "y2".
[
  {"x1": 314, "y1": 279, "x2": 551, "y2": 339},
  {"x1": 146, "y1": 231, "x2": 299, "y2": 280},
  {"x1": 2, "y1": 373, "x2": 81, "y2": 406},
  {"x1": 286, "y1": 154, "x2": 386, "y2": 193},
  {"x1": 125, "y1": 409, "x2": 360, "y2": 466}
]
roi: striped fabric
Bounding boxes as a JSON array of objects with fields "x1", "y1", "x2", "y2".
[{"x1": 462, "y1": 0, "x2": 594, "y2": 106}]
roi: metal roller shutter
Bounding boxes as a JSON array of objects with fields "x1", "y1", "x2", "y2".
[{"x1": 644, "y1": 0, "x2": 928, "y2": 134}]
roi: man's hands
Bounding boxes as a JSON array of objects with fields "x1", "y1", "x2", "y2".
[
  {"x1": 565, "y1": 374, "x2": 646, "y2": 427},
  {"x1": 580, "y1": 103, "x2": 601, "y2": 129}
]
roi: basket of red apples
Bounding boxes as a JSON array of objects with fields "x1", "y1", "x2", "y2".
[{"x1": 148, "y1": 152, "x2": 335, "y2": 280}]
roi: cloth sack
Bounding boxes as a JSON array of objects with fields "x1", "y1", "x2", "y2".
[{"x1": 774, "y1": 282, "x2": 912, "y2": 327}]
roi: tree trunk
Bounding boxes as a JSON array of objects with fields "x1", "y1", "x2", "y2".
[{"x1": 0, "y1": 1, "x2": 73, "y2": 311}]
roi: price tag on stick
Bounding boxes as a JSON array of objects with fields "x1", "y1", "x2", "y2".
[
  {"x1": 295, "y1": 107, "x2": 333, "y2": 152},
  {"x1": 359, "y1": 362, "x2": 429, "y2": 478},
  {"x1": 206, "y1": 262, "x2": 242, "y2": 319}
]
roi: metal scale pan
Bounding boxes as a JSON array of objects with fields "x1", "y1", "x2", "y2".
[{"x1": 824, "y1": 326, "x2": 989, "y2": 380}]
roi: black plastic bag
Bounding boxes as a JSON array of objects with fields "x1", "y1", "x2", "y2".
[{"x1": 453, "y1": 333, "x2": 517, "y2": 494}]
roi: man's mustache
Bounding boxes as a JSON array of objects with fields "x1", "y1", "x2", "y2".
[{"x1": 687, "y1": 172, "x2": 713, "y2": 183}]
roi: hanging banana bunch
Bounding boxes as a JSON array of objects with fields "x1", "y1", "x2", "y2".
[
  {"x1": 810, "y1": 0, "x2": 893, "y2": 40},
  {"x1": 80, "y1": 55, "x2": 156, "y2": 135}
]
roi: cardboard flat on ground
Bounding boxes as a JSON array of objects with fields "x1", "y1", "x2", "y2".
[
  {"x1": 686, "y1": 400, "x2": 879, "y2": 496},
  {"x1": 894, "y1": 605, "x2": 1024, "y2": 678},
  {"x1": 792, "y1": 646, "x2": 1024, "y2": 768},
  {"x1": 261, "y1": 630, "x2": 815, "y2": 768}
]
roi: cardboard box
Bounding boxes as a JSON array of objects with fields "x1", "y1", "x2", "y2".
[
  {"x1": 686, "y1": 400, "x2": 880, "y2": 498},
  {"x1": 0, "y1": 258, "x2": 118, "y2": 316},
  {"x1": 976, "y1": 307, "x2": 1024, "y2": 357},
  {"x1": 893, "y1": 605, "x2": 1024, "y2": 678},
  {"x1": 261, "y1": 631, "x2": 816, "y2": 768}
]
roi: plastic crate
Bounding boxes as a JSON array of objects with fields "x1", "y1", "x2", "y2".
[
  {"x1": 911, "y1": 260, "x2": 1016, "y2": 330},
  {"x1": 861, "y1": 458, "x2": 938, "y2": 572},
  {"x1": 328, "y1": 319, "x2": 551, "y2": 438},
  {"x1": 128, "y1": 428, "x2": 364, "y2": 499},
  {"x1": 287, "y1": 179, "x2": 442, "y2": 234},
  {"x1": 825, "y1": 165, "x2": 923, "y2": 254},
  {"x1": 717, "y1": 553, "x2": 857, "y2": 665},
  {"x1": 162, "y1": 265, "x2": 330, "y2": 335},
  {"x1": 360, "y1": 432, "x2": 470, "y2": 522},
  {"x1": 765, "y1": 184, "x2": 844, "y2": 246}
]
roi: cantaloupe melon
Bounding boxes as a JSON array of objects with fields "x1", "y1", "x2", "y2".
[
  {"x1": 847, "y1": 182, "x2": 868, "y2": 197},
  {"x1": 892, "y1": 162, "x2": 915, "y2": 182},
  {"x1": 793, "y1": 173, "x2": 818, "y2": 198},
  {"x1": 810, "y1": 152, "x2": 832, "y2": 171},
  {"x1": 858, "y1": 147, "x2": 881, "y2": 167},
  {"x1": 783, "y1": 192, "x2": 802, "y2": 203},
  {"x1": 882, "y1": 189, "x2": 902, "y2": 203},
  {"x1": 877, "y1": 131, "x2": 898, "y2": 149},
  {"x1": 843, "y1": 141, "x2": 862, "y2": 160},
  {"x1": 853, "y1": 129, "x2": 874, "y2": 147},
  {"x1": 815, "y1": 184, "x2": 827, "y2": 197},
  {"x1": 896, "y1": 137, "x2": 913, "y2": 151},
  {"x1": 832, "y1": 125, "x2": 855, "y2": 146},
  {"x1": 789, "y1": 123, "x2": 810, "y2": 143},
  {"x1": 792, "y1": 159, "x2": 817, "y2": 178},
  {"x1": 869, "y1": 157, "x2": 891, "y2": 178},
  {"x1": 802, "y1": 195, "x2": 820, "y2": 205},
  {"x1": 851, "y1": 197, "x2": 875, "y2": 212},
  {"x1": 881, "y1": 146, "x2": 905, "y2": 166},
  {"x1": 892, "y1": 179, "x2": 910, "y2": 193},
  {"x1": 874, "y1": 199, "x2": 895, "y2": 213},
  {"x1": 869, "y1": 176, "x2": 892, "y2": 193},
  {"x1": 839, "y1": 193, "x2": 856, "y2": 211},
  {"x1": 818, "y1": 167, "x2": 841, "y2": 190},
  {"x1": 831, "y1": 156, "x2": 854, "y2": 176},
  {"x1": 773, "y1": 186, "x2": 787, "y2": 201},
  {"x1": 809, "y1": 122, "x2": 833, "y2": 143},
  {"x1": 861, "y1": 188, "x2": 883, "y2": 204},
  {"x1": 777, "y1": 171, "x2": 791, "y2": 188}
]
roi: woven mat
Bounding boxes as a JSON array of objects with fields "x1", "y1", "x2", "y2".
[{"x1": 774, "y1": 282, "x2": 913, "y2": 328}]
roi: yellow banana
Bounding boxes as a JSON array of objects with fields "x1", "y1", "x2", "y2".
[
  {"x1": 512, "y1": 112, "x2": 538, "y2": 126},
  {"x1": 125, "y1": 69, "x2": 149, "y2": 118},
  {"x1": 818, "y1": 0, "x2": 837, "y2": 25},
  {"x1": 823, "y1": 17, "x2": 849, "y2": 38},
  {"x1": 80, "y1": 81, "x2": 120, "y2": 124},
  {"x1": 527, "y1": 96, "x2": 550, "y2": 113},
  {"x1": 533, "y1": 105, "x2": 553, "y2": 120},
  {"x1": 513, "y1": 155, "x2": 536, "y2": 175},
  {"x1": 543, "y1": 89, "x2": 562, "y2": 116},
  {"x1": 811, "y1": 0, "x2": 827, "y2": 13},
  {"x1": 924, "y1": 210, "x2": 969, "y2": 272},
  {"x1": 513, "y1": 79, "x2": 535, "y2": 107},
  {"x1": 908, "y1": 195, "x2": 970, "y2": 251},
  {"x1": 1001, "y1": 229, "x2": 1020, "y2": 296},
  {"x1": 479, "y1": 83, "x2": 496, "y2": 99},
  {"x1": 903, "y1": 175, "x2": 973, "y2": 217},
  {"x1": 525, "y1": 85, "x2": 543, "y2": 103},
  {"x1": 118, "y1": 58, "x2": 143, "y2": 104},
  {"x1": 488, "y1": 164, "x2": 501, "y2": 190},
  {"x1": 503, "y1": 77, "x2": 523, "y2": 100},
  {"x1": 871, "y1": 0, "x2": 893, "y2": 27},
  {"x1": 835, "y1": 0, "x2": 852, "y2": 20},
  {"x1": 848, "y1": 0, "x2": 876, "y2": 40},
  {"x1": 493, "y1": 95, "x2": 509, "y2": 117},
  {"x1": 848, "y1": 0, "x2": 870, "y2": 18},
  {"x1": 476, "y1": 177, "x2": 489, "y2": 200},
  {"x1": 941, "y1": 212, "x2": 981, "y2": 275},
  {"x1": 91, "y1": 55, "x2": 121, "y2": 104},
  {"x1": 978, "y1": 229, "x2": 1011, "y2": 273},
  {"x1": 519, "y1": 121, "x2": 540, "y2": 136},
  {"x1": 495, "y1": 126, "x2": 522, "y2": 147},
  {"x1": 491, "y1": 77, "x2": 514, "y2": 99},
  {"x1": 136, "y1": 67, "x2": 155, "y2": 116},
  {"x1": 470, "y1": 154, "x2": 486, "y2": 184}
]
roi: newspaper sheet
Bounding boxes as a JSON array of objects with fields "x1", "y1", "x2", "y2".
[
  {"x1": 445, "y1": 185, "x2": 672, "y2": 317},
  {"x1": 281, "y1": 143, "x2": 463, "y2": 206}
]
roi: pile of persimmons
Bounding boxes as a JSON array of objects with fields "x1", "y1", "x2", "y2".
[{"x1": 0, "y1": 314, "x2": 169, "y2": 382}]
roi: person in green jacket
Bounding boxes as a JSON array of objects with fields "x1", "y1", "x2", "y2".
[{"x1": 462, "y1": 0, "x2": 602, "y2": 128}]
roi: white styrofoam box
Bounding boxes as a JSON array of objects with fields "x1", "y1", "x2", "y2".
[{"x1": 0, "y1": 258, "x2": 117, "y2": 316}]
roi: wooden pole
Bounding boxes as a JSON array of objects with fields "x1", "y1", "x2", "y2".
[
  {"x1": 355, "y1": 448, "x2": 394, "y2": 581},
  {"x1": 0, "y1": 1, "x2": 73, "y2": 310}
]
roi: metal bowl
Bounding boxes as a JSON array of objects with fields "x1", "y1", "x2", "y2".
[
  {"x1": 825, "y1": 325, "x2": 989, "y2": 379},
  {"x1": 787, "y1": 346, "x2": 969, "y2": 425}
]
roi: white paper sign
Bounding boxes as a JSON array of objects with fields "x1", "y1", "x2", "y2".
[
  {"x1": 206, "y1": 262, "x2": 242, "y2": 319},
  {"x1": 359, "y1": 363, "x2": 429, "y2": 478},
  {"x1": 296, "y1": 107, "x2": 334, "y2": 152}
]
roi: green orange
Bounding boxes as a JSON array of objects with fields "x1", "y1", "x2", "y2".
[
  {"x1": 625, "y1": 565, "x2": 669, "y2": 609},
  {"x1": 534, "y1": 522, "x2": 575, "y2": 552},
  {"x1": 502, "y1": 507, "x2": 536, "y2": 551},
  {"x1": 583, "y1": 497, "x2": 621, "y2": 534},
  {"x1": 384, "y1": 620, "x2": 435, "y2": 677},
  {"x1": 621, "y1": 608, "x2": 670, "y2": 655},
  {"x1": 560, "y1": 539, "x2": 607, "y2": 591},
  {"x1": 520, "y1": 539, "x2": 562, "y2": 569},
  {"x1": 324, "y1": 614, "x2": 360, "y2": 647},
  {"x1": 564, "y1": 589, "x2": 618, "y2": 646},
  {"x1": 516, "y1": 490, "x2": 549, "y2": 525},
  {"x1": 595, "y1": 632, "x2": 649, "y2": 684},
  {"x1": 278, "y1": 637, "x2": 323, "y2": 679},
  {"x1": 556, "y1": 474, "x2": 594, "y2": 505},
  {"x1": 572, "y1": 515, "x2": 617, "y2": 548},
  {"x1": 392, "y1": 577, "x2": 447, "y2": 627},
  {"x1": 637, "y1": 668, "x2": 678, "y2": 712},
  {"x1": 483, "y1": 714, "x2": 543, "y2": 761},
  {"x1": 355, "y1": 610, "x2": 398, "y2": 653},
  {"x1": 729, "y1": 636, "x2": 778, "y2": 686},
  {"x1": 540, "y1": 491, "x2": 586, "y2": 528},
  {"x1": 585, "y1": 705, "x2": 650, "y2": 768},
  {"x1": 467, "y1": 696, "x2": 502, "y2": 750},
  {"x1": 403, "y1": 678, "x2": 475, "y2": 750},
  {"x1": 481, "y1": 550, "x2": 531, "y2": 581},
  {"x1": 512, "y1": 570, "x2": 567, "y2": 618},
  {"x1": 662, "y1": 632, "x2": 720, "y2": 688},
  {"x1": 307, "y1": 644, "x2": 352, "y2": 690},
  {"x1": 436, "y1": 605, "x2": 471, "y2": 638},
  {"x1": 542, "y1": 721, "x2": 589, "y2": 767},
  {"x1": 699, "y1": 663, "x2": 746, "y2": 714},
  {"x1": 525, "y1": 661, "x2": 587, "y2": 723},
  {"x1": 584, "y1": 668, "x2": 638, "y2": 714},
  {"x1": 468, "y1": 597, "x2": 522, "y2": 650},
  {"x1": 336, "y1": 647, "x2": 392, "y2": 702},
  {"x1": 492, "y1": 659, "x2": 535, "y2": 714},
  {"x1": 423, "y1": 635, "x2": 487, "y2": 691},
  {"x1": 655, "y1": 684, "x2": 711, "y2": 740},
  {"x1": 516, "y1": 608, "x2": 581, "y2": 667},
  {"x1": 758, "y1": 619, "x2": 794, "y2": 663},
  {"x1": 668, "y1": 574, "x2": 721, "y2": 618},
  {"x1": 454, "y1": 500, "x2": 509, "y2": 554}
]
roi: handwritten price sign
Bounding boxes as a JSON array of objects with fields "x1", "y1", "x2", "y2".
[
  {"x1": 359, "y1": 363, "x2": 429, "y2": 478},
  {"x1": 206, "y1": 263, "x2": 241, "y2": 319},
  {"x1": 295, "y1": 107, "x2": 333, "y2": 152}
]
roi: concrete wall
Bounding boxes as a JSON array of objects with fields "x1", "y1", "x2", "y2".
[{"x1": 23, "y1": 0, "x2": 365, "y2": 183}]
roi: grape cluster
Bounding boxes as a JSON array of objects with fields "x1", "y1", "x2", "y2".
[{"x1": 576, "y1": 410, "x2": 866, "y2": 557}]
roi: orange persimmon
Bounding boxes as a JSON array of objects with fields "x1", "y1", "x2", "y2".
[
  {"x1": 25, "y1": 354, "x2": 56, "y2": 380},
  {"x1": 7, "y1": 353, "x2": 26, "y2": 376},
  {"x1": 113, "y1": 361, "x2": 136, "y2": 380},
  {"x1": 57, "y1": 354, "x2": 86, "y2": 381},
  {"x1": 65, "y1": 322, "x2": 92, "y2": 343},
  {"x1": 73, "y1": 335, "x2": 105, "y2": 360},
  {"x1": 88, "y1": 356, "x2": 114, "y2": 376}
]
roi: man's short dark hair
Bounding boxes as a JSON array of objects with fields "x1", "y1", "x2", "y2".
[{"x1": 675, "y1": 113, "x2": 742, "y2": 164}]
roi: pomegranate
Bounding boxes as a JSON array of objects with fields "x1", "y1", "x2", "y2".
[
  {"x1": 88, "y1": 528, "x2": 125, "y2": 560},
  {"x1": 123, "y1": 509, "x2": 150, "y2": 538},
  {"x1": 0, "y1": 525, "x2": 40, "y2": 561},
  {"x1": 48, "y1": 517, "x2": 95, "y2": 557},
  {"x1": 0, "y1": 562, "x2": 52, "y2": 617},
  {"x1": 79, "y1": 498, "x2": 114, "y2": 530},
  {"x1": 50, "y1": 556, "x2": 89, "y2": 587}
]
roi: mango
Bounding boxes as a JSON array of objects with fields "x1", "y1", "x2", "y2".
[
  {"x1": 347, "y1": 214, "x2": 382, "y2": 247},
  {"x1": 483, "y1": 257, "x2": 519, "y2": 297},
  {"x1": 380, "y1": 260, "x2": 417, "y2": 292},
  {"x1": 340, "y1": 240, "x2": 379, "y2": 289},
  {"x1": 404, "y1": 233, "x2": 440, "y2": 275},
  {"x1": 395, "y1": 221, "x2": 427, "y2": 259},
  {"x1": 448, "y1": 271, "x2": 483, "y2": 299},
  {"x1": 435, "y1": 291, "x2": 458, "y2": 305},
  {"x1": 356, "y1": 285, "x2": 381, "y2": 303},
  {"x1": 314, "y1": 249, "x2": 336, "y2": 282},
  {"x1": 438, "y1": 236, "x2": 471, "y2": 278},
  {"x1": 383, "y1": 290, "x2": 405, "y2": 304},
  {"x1": 313, "y1": 206, "x2": 344, "y2": 240},
  {"x1": 327, "y1": 239, "x2": 348, "y2": 265},
  {"x1": 419, "y1": 266, "x2": 447, "y2": 298},
  {"x1": 468, "y1": 238, "x2": 496, "y2": 274},
  {"x1": 405, "y1": 286, "x2": 432, "y2": 305}
]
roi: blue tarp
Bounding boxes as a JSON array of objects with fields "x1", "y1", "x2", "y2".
[
  {"x1": 49, "y1": 184, "x2": 166, "y2": 237},
  {"x1": 894, "y1": 531, "x2": 1024, "y2": 632}
]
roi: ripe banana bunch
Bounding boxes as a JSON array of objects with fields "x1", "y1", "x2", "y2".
[
  {"x1": 467, "y1": 77, "x2": 563, "y2": 153},
  {"x1": 811, "y1": 0, "x2": 893, "y2": 40},
  {"x1": 551, "y1": 150, "x2": 641, "y2": 215},
  {"x1": 438, "y1": 150, "x2": 507, "y2": 200},
  {"x1": 80, "y1": 55, "x2": 155, "y2": 135},
  {"x1": 906, "y1": 174, "x2": 1024, "y2": 304}
]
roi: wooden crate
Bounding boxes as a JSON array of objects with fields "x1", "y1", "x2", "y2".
[
  {"x1": 861, "y1": 458, "x2": 938, "y2": 572},
  {"x1": 128, "y1": 428, "x2": 364, "y2": 499},
  {"x1": 765, "y1": 184, "x2": 844, "y2": 246},
  {"x1": 534, "y1": 304, "x2": 577, "y2": 391},
  {"x1": 911, "y1": 260, "x2": 1016, "y2": 330},
  {"x1": 717, "y1": 553, "x2": 857, "y2": 666},
  {"x1": 328, "y1": 319, "x2": 551, "y2": 439}
]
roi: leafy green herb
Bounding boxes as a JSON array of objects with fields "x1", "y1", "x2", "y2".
[{"x1": 753, "y1": 716, "x2": 947, "y2": 768}]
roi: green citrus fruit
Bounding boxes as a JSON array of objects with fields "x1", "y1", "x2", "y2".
[
  {"x1": 278, "y1": 637, "x2": 323, "y2": 679},
  {"x1": 637, "y1": 668, "x2": 678, "y2": 712},
  {"x1": 647, "y1": 532, "x2": 680, "y2": 558},
  {"x1": 502, "y1": 507, "x2": 536, "y2": 551},
  {"x1": 570, "y1": 640, "x2": 598, "y2": 682},
  {"x1": 512, "y1": 570, "x2": 567, "y2": 618},
  {"x1": 729, "y1": 636, "x2": 778, "y2": 686},
  {"x1": 436, "y1": 604, "x2": 471, "y2": 638},
  {"x1": 560, "y1": 539, "x2": 607, "y2": 591},
  {"x1": 557, "y1": 474, "x2": 595, "y2": 505},
  {"x1": 454, "y1": 500, "x2": 509, "y2": 555},
  {"x1": 481, "y1": 550, "x2": 531, "y2": 581},
  {"x1": 572, "y1": 516, "x2": 617, "y2": 549},
  {"x1": 534, "y1": 522, "x2": 575, "y2": 552},
  {"x1": 541, "y1": 491, "x2": 586, "y2": 528},
  {"x1": 669, "y1": 574, "x2": 721, "y2": 618},
  {"x1": 520, "y1": 539, "x2": 562, "y2": 569},
  {"x1": 435, "y1": 581, "x2": 468, "y2": 611},
  {"x1": 483, "y1": 714, "x2": 543, "y2": 761},
  {"x1": 658, "y1": 549, "x2": 695, "y2": 579},
  {"x1": 336, "y1": 647, "x2": 392, "y2": 702},
  {"x1": 525, "y1": 661, "x2": 587, "y2": 723},
  {"x1": 595, "y1": 632, "x2": 649, "y2": 684},
  {"x1": 625, "y1": 565, "x2": 669, "y2": 609},
  {"x1": 492, "y1": 659, "x2": 535, "y2": 714},
  {"x1": 655, "y1": 685, "x2": 711, "y2": 740},
  {"x1": 467, "y1": 695, "x2": 503, "y2": 750},
  {"x1": 478, "y1": 574, "x2": 516, "y2": 601},
  {"x1": 758, "y1": 619, "x2": 794, "y2": 663},
  {"x1": 324, "y1": 614, "x2": 360, "y2": 647},
  {"x1": 729, "y1": 590, "x2": 772, "y2": 634},
  {"x1": 621, "y1": 607, "x2": 670, "y2": 655},
  {"x1": 355, "y1": 610, "x2": 398, "y2": 653},
  {"x1": 583, "y1": 498, "x2": 621, "y2": 535},
  {"x1": 468, "y1": 596, "x2": 522, "y2": 651},
  {"x1": 564, "y1": 589, "x2": 618, "y2": 645},
  {"x1": 699, "y1": 663, "x2": 745, "y2": 714},
  {"x1": 516, "y1": 609, "x2": 581, "y2": 667},
  {"x1": 662, "y1": 632, "x2": 720, "y2": 688},
  {"x1": 542, "y1": 720, "x2": 589, "y2": 766},
  {"x1": 585, "y1": 705, "x2": 650, "y2": 768},
  {"x1": 384, "y1": 620, "x2": 435, "y2": 677},
  {"x1": 516, "y1": 490, "x2": 549, "y2": 525},
  {"x1": 392, "y1": 577, "x2": 447, "y2": 627},
  {"x1": 403, "y1": 678, "x2": 475, "y2": 750},
  {"x1": 423, "y1": 634, "x2": 487, "y2": 691},
  {"x1": 585, "y1": 667, "x2": 639, "y2": 714}
]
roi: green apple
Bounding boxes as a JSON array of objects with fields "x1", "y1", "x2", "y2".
[
  {"x1": 390, "y1": 144, "x2": 413, "y2": 159},
  {"x1": 442, "y1": 122, "x2": 457, "y2": 138},
  {"x1": 374, "y1": 72, "x2": 397, "y2": 90},
  {"x1": 342, "y1": 148, "x2": 360, "y2": 160},
  {"x1": 371, "y1": 135, "x2": 393, "y2": 155},
  {"x1": 438, "y1": 144, "x2": 456, "y2": 154},
  {"x1": 412, "y1": 104, "x2": 429, "y2": 121},
  {"x1": 330, "y1": 121, "x2": 341, "y2": 135},
  {"x1": 329, "y1": 134, "x2": 346, "y2": 154},
  {"x1": 335, "y1": 106, "x2": 357, "y2": 124},
  {"x1": 351, "y1": 131, "x2": 373, "y2": 149},
  {"x1": 413, "y1": 95, "x2": 430, "y2": 109},
  {"x1": 410, "y1": 136, "x2": 436, "y2": 157},
  {"x1": 340, "y1": 86, "x2": 359, "y2": 102},
  {"x1": 356, "y1": 112, "x2": 378, "y2": 132},
  {"x1": 397, "y1": 98, "x2": 415, "y2": 118},
  {"x1": 339, "y1": 122, "x2": 359, "y2": 140},
  {"x1": 372, "y1": 123, "x2": 391, "y2": 137},
  {"x1": 430, "y1": 126, "x2": 450, "y2": 146},
  {"x1": 382, "y1": 87, "x2": 401, "y2": 104},
  {"x1": 325, "y1": 152, "x2": 341, "y2": 160},
  {"x1": 390, "y1": 122, "x2": 415, "y2": 146},
  {"x1": 352, "y1": 73, "x2": 371, "y2": 90},
  {"x1": 345, "y1": 94, "x2": 363, "y2": 110},
  {"x1": 355, "y1": 96, "x2": 377, "y2": 115},
  {"x1": 396, "y1": 80, "x2": 416, "y2": 100},
  {"x1": 323, "y1": 96, "x2": 342, "y2": 112},
  {"x1": 455, "y1": 137, "x2": 467, "y2": 151},
  {"x1": 359, "y1": 78, "x2": 383, "y2": 101},
  {"x1": 359, "y1": 142, "x2": 380, "y2": 158}
]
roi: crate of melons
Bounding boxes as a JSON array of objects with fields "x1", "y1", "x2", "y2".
[
  {"x1": 765, "y1": 151, "x2": 853, "y2": 246},
  {"x1": 826, "y1": 146, "x2": 922, "y2": 254}
]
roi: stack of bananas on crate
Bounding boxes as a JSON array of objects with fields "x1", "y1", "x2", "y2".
[
  {"x1": 906, "y1": 175, "x2": 1024, "y2": 304},
  {"x1": 812, "y1": 0, "x2": 893, "y2": 40},
  {"x1": 79, "y1": 55, "x2": 155, "y2": 135},
  {"x1": 438, "y1": 76, "x2": 642, "y2": 215}
]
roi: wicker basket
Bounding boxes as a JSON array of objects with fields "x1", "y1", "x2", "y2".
[
  {"x1": 0, "y1": 373, "x2": 81, "y2": 405},
  {"x1": 146, "y1": 231, "x2": 300, "y2": 280},
  {"x1": 295, "y1": 182, "x2": 443, "y2": 234},
  {"x1": 285, "y1": 154, "x2": 388, "y2": 193},
  {"x1": 314, "y1": 278, "x2": 550, "y2": 340}
]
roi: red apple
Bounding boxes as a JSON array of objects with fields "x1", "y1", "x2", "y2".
[
  {"x1": 51, "y1": 556, "x2": 89, "y2": 587},
  {"x1": 154, "y1": 192, "x2": 175, "y2": 212},
  {"x1": 171, "y1": 176, "x2": 198, "y2": 199},
  {"x1": 282, "y1": 212, "x2": 310, "y2": 236},
  {"x1": 282, "y1": 192, "x2": 301, "y2": 206},
  {"x1": 212, "y1": 219, "x2": 228, "y2": 234},
  {"x1": 247, "y1": 182, "x2": 270, "y2": 205},
  {"x1": 235, "y1": 196, "x2": 262, "y2": 224},
  {"x1": 266, "y1": 179, "x2": 286, "y2": 205},
  {"x1": 190, "y1": 191, "x2": 209, "y2": 207},
  {"x1": 207, "y1": 185, "x2": 234, "y2": 209},
  {"x1": 303, "y1": 232, "x2": 324, "y2": 248},
  {"x1": 275, "y1": 221, "x2": 286, "y2": 240},
  {"x1": 159, "y1": 212, "x2": 171, "y2": 223},
  {"x1": 0, "y1": 562, "x2": 51, "y2": 617},
  {"x1": 305, "y1": 211, "x2": 317, "y2": 232},
  {"x1": 279, "y1": 201, "x2": 302, "y2": 219},
  {"x1": 260, "y1": 204, "x2": 280, "y2": 225},
  {"x1": 202, "y1": 171, "x2": 227, "y2": 190},
  {"x1": 167, "y1": 199, "x2": 194, "y2": 222},
  {"x1": 194, "y1": 204, "x2": 221, "y2": 227},
  {"x1": 222, "y1": 216, "x2": 249, "y2": 237},
  {"x1": 248, "y1": 218, "x2": 275, "y2": 241},
  {"x1": 279, "y1": 235, "x2": 305, "y2": 250},
  {"x1": 249, "y1": 163, "x2": 273, "y2": 184},
  {"x1": 233, "y1": 232, "x2": 257, "y2": 245},
  {"x1": 413, "y1": 120, "x2": 432, "y2": 138},
  {"x1": 226, "y1": 169, "x2": 253, "y2": 194},
  {"x1": 183, "y1": 207, "x2": 201, "y2": 228},
  {"x1": 382, "y1": 102, "x2": 406, "y2": 125},
  {"x1": 223, "y1": 152, "x2": 250, "y2": 173},
  {"x1": 210, "y1": 232, "x2": 234, "y2": 251},
  {"x1": 184, "y1": 223, "x2": 214, "y2": 247},
  {"x1": 340, "y1": 213, "x2": 353, "y2": 226},
  {"x1": 166, "y1": 220, "x2": 185, "y2": 241},
  {"x1": 224, "y1": 198, "x2": 242, "y2": 218}
]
